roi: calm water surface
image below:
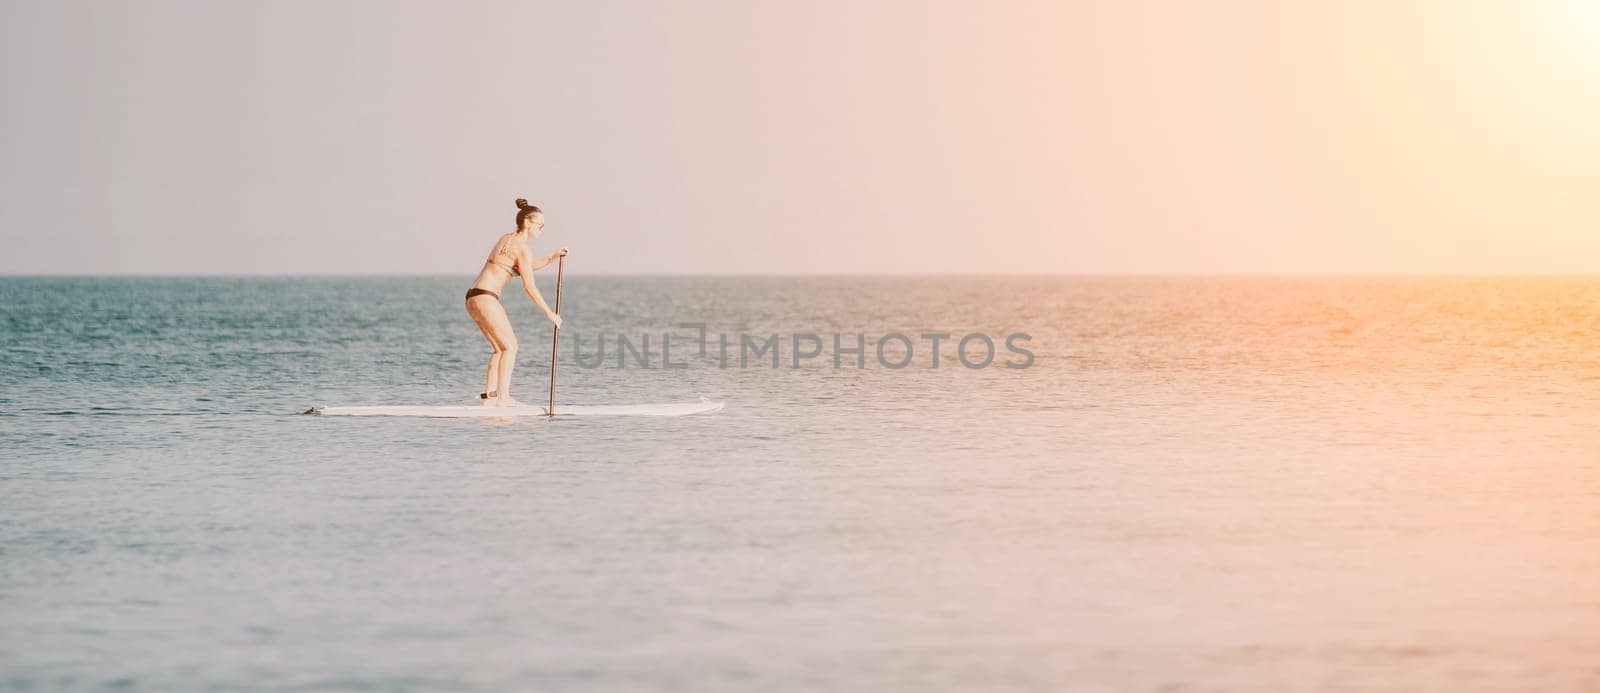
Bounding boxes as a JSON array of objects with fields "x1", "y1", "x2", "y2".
[{"x1": 2, "y1": 276, "x2": 1598, "y2": 691}]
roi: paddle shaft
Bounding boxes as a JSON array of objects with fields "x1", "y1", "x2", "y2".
[{"x1": 547, "y1": 255, "x2": 565, "y2": 416}]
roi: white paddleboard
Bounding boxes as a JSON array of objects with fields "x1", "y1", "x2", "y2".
[{"x1": 308, "y1": 397, "x2": 723, "y2": 418}]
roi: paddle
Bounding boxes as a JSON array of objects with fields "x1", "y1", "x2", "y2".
[{"x1": 547, "y1": 254, "x2": 565, "y2": 416}]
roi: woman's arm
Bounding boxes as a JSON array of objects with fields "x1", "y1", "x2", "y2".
[
  {"x1": 518, "y1": 242, "x2": 563, "y2": 328},
  {"x1": 523, "y1": 245, "x2": 569, "y2": 272}
]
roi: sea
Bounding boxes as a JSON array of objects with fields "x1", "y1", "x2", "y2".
[{"x1": 2, "y1": 276, "x2": 1598, "y2": 691}]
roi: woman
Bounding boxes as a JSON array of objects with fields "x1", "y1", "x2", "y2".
[{"x1": 466, "y1": 199, "x2": 567, "y2": 406}]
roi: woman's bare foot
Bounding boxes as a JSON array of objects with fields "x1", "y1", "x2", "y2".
[{"x1": 495, "y1": 396, "x2": 526, "y2": 408}]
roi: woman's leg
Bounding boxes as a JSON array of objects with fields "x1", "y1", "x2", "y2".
[
  {"x1": 495, "y1": 329, "x2": 520, "y2": 405},
  {"x1": 466, "y1": 296, "x2": 518, "y2": 404},
  {"x1": 467, "y1": 297, "x2": 499, "y2": 396}
]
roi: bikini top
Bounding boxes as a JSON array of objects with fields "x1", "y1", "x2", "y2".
[
  {"x1": 489, "y1": 258, "x2": 520, "y2": 277},
  {"x1": 486, "y1": 240, "x2": 521, "y2": 277}
]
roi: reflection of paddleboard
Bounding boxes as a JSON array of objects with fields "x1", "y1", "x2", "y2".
[{"x1": 306, "y1": 397, "x2": 724, "y2": 418}]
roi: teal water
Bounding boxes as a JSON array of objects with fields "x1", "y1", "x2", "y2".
[{"x1": 3, "y1": 276, "x2": 1599, "y2": 691}]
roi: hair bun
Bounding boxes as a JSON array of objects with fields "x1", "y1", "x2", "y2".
[{"x1": 515, "y1": 198, "x2": 530, "y2": 210}]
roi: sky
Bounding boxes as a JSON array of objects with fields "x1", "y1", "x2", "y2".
[{"x1": 1, "y1": 0, "x2": 1596, "y2": 275}]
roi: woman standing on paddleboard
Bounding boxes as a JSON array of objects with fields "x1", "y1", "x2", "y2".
[{"x1": 465, "y1": 199, "x2": 567, "y2": 406}]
